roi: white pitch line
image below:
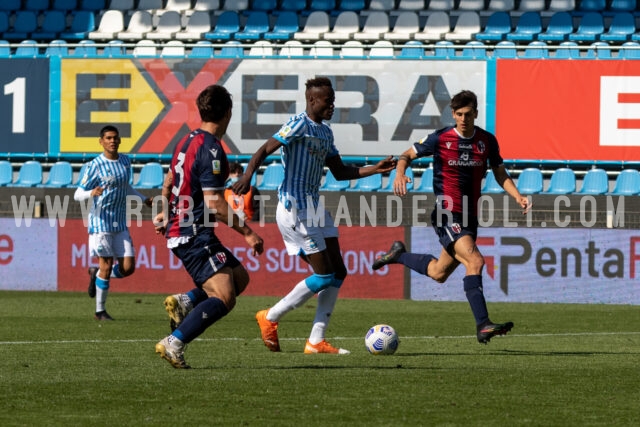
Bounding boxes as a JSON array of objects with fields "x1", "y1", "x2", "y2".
[{"x1": 1, "y1": 331, "x2": 639, "y2": 346}]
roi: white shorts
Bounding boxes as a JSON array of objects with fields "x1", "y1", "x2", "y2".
[
  {"x1": 89, "y1": 230, "x2": 135, "y2": 259},
  {"x1": 276, "y1": 201, "x2": 339, "y2": 256}
]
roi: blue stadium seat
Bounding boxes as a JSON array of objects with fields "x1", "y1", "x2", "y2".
[
  {"x1": 493, "y1": 40, "x2": 518, "y2": 58},
  {"x1": 554, "y1": 41, "x2": 581, "y2": 58},
  {"x1": 546, "y1": 168, "x2": 576, "y2": 194},
  {"x1": 102, "y1": 40, "x2": 126, "y2": 57},
  {"x1": 461, "y1": 41, "x2": 487, "y2": 59},
  {"x1": 579, "y1": 168, "x2": 608, "y2": 194},
  {"x1": 4, "y1": 11, "x2": 38, "y2": 42},
  {"x1": 45, "y1": 40, "x2": 69, "y2": 57},
  {"x1": 135, "y1": 162, "x2": 164, "y2": 189},
  {"x1": 304, "y1": 0, "x2": 336, "y2": 16},
  {"x1": 0, "y1": 0, "x2": 21, "y2": 11},
  {"x1": 0, "y1": 12, "x2": 8, "y2": 36},
  {"x1": 32, "y1": 10, "x2": 68, "y2": 41},
  {"x1": 251, "y1": 0, "x2": 278, "y2": 12},
  {"x1": 75, "y1": 163, "x2": 89, "y2": 185},
  {"x1": 321, "y1": 169, "x2": 351, "y2": 191},
  {"x1": 60, "y1": 11, "x2": 96, "y2": 40},
  {"x1": 263, "y1": 11, "x2": 299, "y2": 41},
  {"x1": 15, "y1": 161, "x2": 43, "y2": 187},
  {"x1": 280, "y1": 0, "x2": 308, "y2": 12},
  {"x1": 79, "y1": 0, "x2": 107, "y2": 11},
  {"x1": 585, "y1": 41, "x2": 612, "y2": 59},
  {"x1": 52, "y1": 0, "x2": 77, "y2": 10},
  {"x1": 220, "y1": 41, "x2": 244, "y2": 57},
  {"x1": 189, "y1": 40, "x2": 215, "y2": 58},
  {"x1": 433, "y1": 40, "x2": 455, "y2": 58},
  {"x1": 348, "y1": 173, "x2": 382, "y2": 192},
  {"x1": 339, "y1": 0, "x2": 367, "y2": 11},
  {"x1": 568, "y1": 12, "x2": 604, "y2": 43},
  {"x1": 0, "y1": 160, "x2": 12, "y2": 186},
  {"x1": 475, "y1": 12, "x2": 511, "y2": 42},
  {"x1": 400, "y1": 41, "x2": 425, "y2": 58},
  {"x1": 258, "y1": 162, "x2": 285, "y2": 190},
  {"x1": 523, "y1": 41, "x2": 549, "y2": 58},
  {"x1": 600, "y1": 12, "x2": 634, "y2": 42},
  {"x1": 204, "y1": 11, "x2": 240, "y2": 42},
  {"x1": 72, "y1": 39, "x2": 98, "y2": 57},
  {"x1": 383, "y1": 168, "x2": 414, "y2": 192},
  {"x1": 0, "y1": 40, "x2": 9, "y2": 58},
  {"x1": 517, "y1": 168, "x2": 543, "y2": 194},
  {"x1": 609, "y1": 0, "x2": 636, "y2": 13},
  {"x1": 538, "y1": 12, "x2": 573, "y2": 42},
  {"x1": 417, "y1": 167, "x2": 434, "y2": 193},
  {"x1": 618, "y1": 41, "x2": 640, "y2": 59},
  {"x1": 611, "y1": 169, "x2": 640, "y2": 195},
  {"x1": 25, "y1": 0, "x2": 51, "y2": 11},
  {"x1": 506, "y1": 11, "x2": 542, "y2": 43},
  {"x1": 40, "y1": 161, "x2": 73, "y2": 188},
  {"x1": 234, "y1": 11, "x2": 271, "y2": 41},
  {"x1": 577, "y1": 0, "x2": 606, "y2": 12},
  {"x1": 482, "y1": 169, "x2": 504, "y2": 193},
  {"x1": 14, "y1": 40, "x2": 40, "y2": 57}
]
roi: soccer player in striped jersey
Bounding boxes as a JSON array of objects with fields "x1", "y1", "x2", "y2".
[
  {"x1": 153, "y1": 85, "x2": 264, "y2": 369},
  {"x1": 232, "y1": 77, "x2": 396, "y2": 354},
  {"x1": 372, "y1": 90, "x2": 532, "y2": 344},
  {"x1": 74, "y1": 125, "x2": 152, "y2": 321}
]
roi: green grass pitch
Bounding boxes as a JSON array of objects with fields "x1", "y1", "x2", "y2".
[{"x1": 1, "y1": 291, "x2": 638, "y2": 426}]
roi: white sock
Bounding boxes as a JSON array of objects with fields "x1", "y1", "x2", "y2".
[
  {"x1": 267, "y1": 279, "x2": 314, "y2": 322},
  {"x1": 309, "y1": 286, "x2": 340, "y2": 345},
  {"x1": 95, "y1": 274, "x2": 109, "y2": 312}
]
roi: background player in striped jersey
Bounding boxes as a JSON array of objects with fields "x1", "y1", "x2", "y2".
[
  {"x1": 373, "y1": 90, "x2": 531, "y2": 344},
  {"x1": 74, "y1": 125, "x2": 152, "y2": 321},
  {"x1": 232, "y1": 77, "x2": 396, "y2": 354},
  {"x1": 153, "y1": 85, "x2": 264, "y2": 368}
]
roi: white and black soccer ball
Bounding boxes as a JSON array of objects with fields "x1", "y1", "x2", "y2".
[{"x1": 365, "y1": 324, "x2": 399, "y2": 355}]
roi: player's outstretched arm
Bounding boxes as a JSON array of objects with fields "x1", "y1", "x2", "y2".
[
  {"x1": 393, "y1": 148, "x2": 418, "y2": 196},
  {"x1": 326, "y1": 155, "x2": 396, "y2": 181},
  {"x1": 232, "y1": 138, "x2": 283, "y2": 195}
]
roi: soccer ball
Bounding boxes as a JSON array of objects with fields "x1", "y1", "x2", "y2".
[{"x1": 365, "y1": 324, "x2": 399, "y2": 355}]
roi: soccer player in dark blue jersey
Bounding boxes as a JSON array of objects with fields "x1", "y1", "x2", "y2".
[
  {"x1": 373, "y1": 90, "x2": 532, "y2": 344},
  {"x1": 153, "y1": 85, "x2": 264, "y2": 368}
]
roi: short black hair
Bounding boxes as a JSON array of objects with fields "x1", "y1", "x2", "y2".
[
  {"x1": 305, "y1": 77, "x2": 333, "y2": 91},
  {"x1": 229, "y1": 162, "x2": 244, "y2": 175},
  {"x1": 100, "y1": 125, "x2": 119, "y2": 137},
  {"x1": 197, "y1": 85, "x2": 233, "y2": 123},
  {"x1": 450, "y1": 90, "x2": 478, "y2": 112}
]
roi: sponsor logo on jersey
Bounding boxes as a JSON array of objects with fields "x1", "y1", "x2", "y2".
[
  {"x1": 212, "y1": 160, "x2": 221, "y2": 174},
  {"x1": 278, "y1": 125, "x2": 292, "y2": 138}
]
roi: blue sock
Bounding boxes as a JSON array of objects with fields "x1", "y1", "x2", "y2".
[
  {"x1": 463, "y1": 275, "x2": 489, "y2": 326},
  {"x1": 397, "y1": 253, "x2": 435, "y2": 275},
  {"x1": 187, "y1": 288, "x2": 208, "y2": 307},
  {"x1": 173, "y1": 297, "x2": 229, "y2": 344}
]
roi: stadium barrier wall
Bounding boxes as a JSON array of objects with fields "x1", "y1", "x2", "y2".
[{"x1": 2, "y1": 56, "x2": 640, "y2": 161}]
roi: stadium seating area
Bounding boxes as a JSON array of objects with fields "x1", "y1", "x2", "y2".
[
  {"x1": 0, "y1": 1, "x2": 639, "y2": 58},
  {"x1": 2, "y1": 158, "x2": 639, "y2": 195}
]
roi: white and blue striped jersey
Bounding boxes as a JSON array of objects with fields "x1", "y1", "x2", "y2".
[
  {"x1": 273, "y1": 112, "x2": 339, "y2": 210},
  {"x1": 78, "y1": 154, "x2": 132, "y2": 234}
]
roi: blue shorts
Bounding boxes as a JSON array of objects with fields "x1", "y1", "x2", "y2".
[
  {"x1": 171, "y1": 230, "x2": 241, "y2": 287},
  {"x1": 431, "y1": 210, "x2": 478, "y2": 257}
]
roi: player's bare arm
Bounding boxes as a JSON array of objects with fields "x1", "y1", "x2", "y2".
[
  {"x1": 232, "y1": 138, "x2": 283, "y2": 195},
  {"x1": 393, "y1": 148, "x2": 418, "y2": 196},
  {"x1": 204, "y1": 189, "x2": 264, "y2": 256},
  {"x1": 492, "y1": 165, "x2": 532, "y2": 214},
  {"x1": 327, "y1": 155, "x2": 396, "y2": 181},
  {"x1": 154, "y1": 170, "x2": 173, "y2": 234}
]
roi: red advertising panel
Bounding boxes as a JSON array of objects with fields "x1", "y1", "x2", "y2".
[
  {"x1": 496, "y1": 60, "x2": 640, "y2": 161},
  {"x1": 57, "y1": 220, "x2": 405, "y2": 299}
]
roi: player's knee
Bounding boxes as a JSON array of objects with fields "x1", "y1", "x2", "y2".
[
  {"x1": 305, "y1": 273, "x2": 335, "y2": 293},
  {"x1": 333, "y1": 265, "x2": 347, "y2": 282},
  {"x1": 431, "y1": 271, "x2": 449, "y2": 284},
  {"x1": 467, "y1": 255, "x2": 485, "y2": 275}
]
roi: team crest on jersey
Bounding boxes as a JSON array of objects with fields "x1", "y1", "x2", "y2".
[
  {"x1": 477, "y1": 140, "x2": 486, "y2": 153},
  {"x1": 451, "y1": 223, "x2": 462, "y2": 234},
  {"x1": 215, "y1": 252, "x2": 227, "y2": 264},
  {"x1": 278, "y1": 125, "x2": 293, "y2": 138},
  {"x1": 307, "y1": 238, "x2": 318, "y2": 251},
  {"x1": 212, "y1": 160, "x2": 221, "y2": 174}
]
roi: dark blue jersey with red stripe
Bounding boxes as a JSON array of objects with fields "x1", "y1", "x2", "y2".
[
  {"x1": 414, "y1": 126, "x2": 503, "y2": 216},
  {"x1": 166, "y1": 129, "x2": 229, "y2": 238}
]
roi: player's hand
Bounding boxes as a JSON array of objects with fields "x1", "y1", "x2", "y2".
[
  {"x1": 144, "y1": 196, "x2": 153, "y2": 207},
  {"x1": 231, "y1": 176, "x2": 251, "y2": 195},
  {"x1": 91, "y1": 186, "x2": 104, "y2": 197},
  {"x1": 375, "y1": 155, "x2": 397, "y2": 173},
  {"x1": 153, "y1": 212, "x2": 167, "y2": 235},
  {"x1": 393, "y1": 174, "x2": 411, "y2": 197},
  {"x1": 245, "y1": 231, "x2": 264, "y2": 256},
  {"x1": 519, "y1": 196, "x2": 533, "y2": 214}
]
